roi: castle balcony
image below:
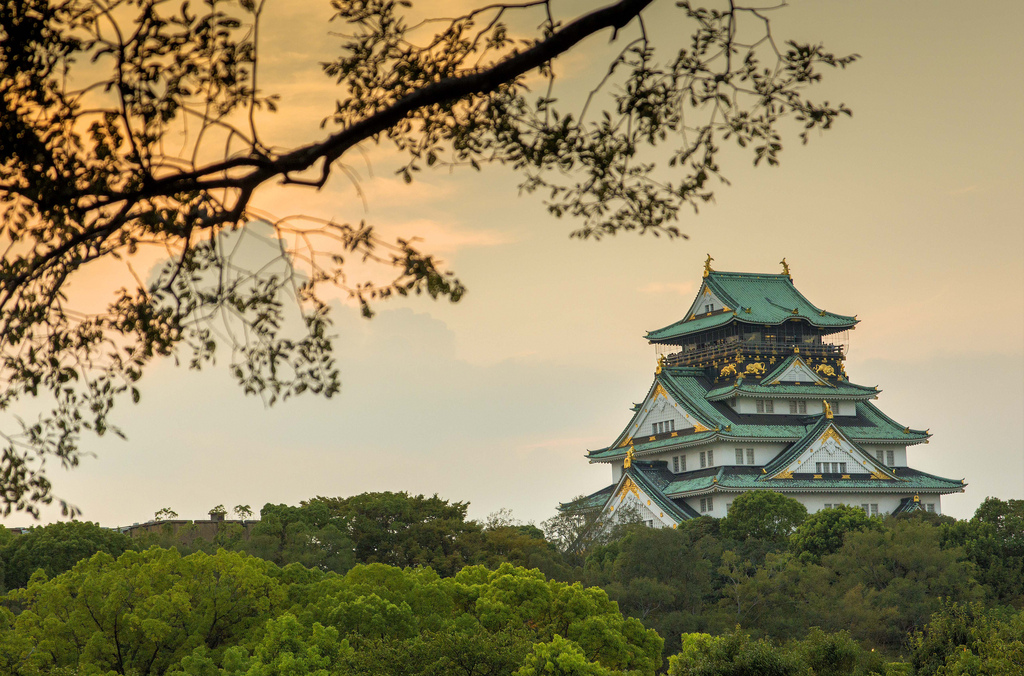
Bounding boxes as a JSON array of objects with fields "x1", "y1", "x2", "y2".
[{"x1": 658, "y1": 339, "x2": 846, "y2": 368}]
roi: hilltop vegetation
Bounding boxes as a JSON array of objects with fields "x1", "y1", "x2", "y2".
[{"x1": 1, "y1": 493, "x2": 1021, "y2": 674}]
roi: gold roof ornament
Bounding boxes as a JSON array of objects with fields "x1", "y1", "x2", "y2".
[
  {"x1": 656, "y1": 354, "x2": 666, "y2": 375},
  {"x1": 624, "y1": 445, "x2": 635, "y2": 469},
  {"x1": 780, "y1": 257, "x2": 791, "y2": 276},
  {"x1": 703, "y1": 253, "x2": 714, "y2": 278},
  {"x1": 823, "y1": 400, "x2": 834, "y2": 419}
]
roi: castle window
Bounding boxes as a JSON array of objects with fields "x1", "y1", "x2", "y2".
[
  {"x1": 926, "y1": 503, "x2": 935, "y2": 513},
  {"x1": 756, "y1": 400, "x2": 764, "y2": 413},
  {"x1": 886, "y1": 450, "x2": 895, "y2": 466},
  {"x1": 824, "y1": 503, "x2": 833, "y2": 509},
  {"x1": 816, "y1": 462, "x2": 822, "y2": 473},
  {"x1": 861, "y1": 503, "x2": 869, "y2": 514},
  {"x1": 735, "y1": 448, "x2": 744, "y2": 464},
  {"x1": 680, "y1": 455, "x2": 686, "y2": 471},
  {"x1": 645, "y1": 519, "x2": 654, "y2": 527},
  {"x1": 870, "y1": 504, "x2": 879, "y2": 517},
  {"x1": 876, "y1": 450, "x2": 884, "y2": 463},
  {"x1": 708, "y1": 449, "x2": 714, "y2": 465},
  {"x1": 797, "y1": 400, "x2": 807, "y2": 414},
  {"x1": 840, "y1": 462, "x2": 847, "y2": 473},
  {"x1": 700, "y1": 452, "x2": 706, "y2": 468},
  {"x1": 700, "y1": 497, "x2": 714, "y2": 512},
  {"x1": 746, "y1": 448, "x2": 754, "y2": 464},
  {"x1": 705, "y1": 303, "x2": 712, "y2": 313},
  {"x1": 673, "y1": 456, "x2": 680, "y2": 473},
  {"x1": 789, "y1": 400, "x2": 798, "y2": 414},
  {"x1": 764, "y1": 400, "x2": 774, "y2": 413}
]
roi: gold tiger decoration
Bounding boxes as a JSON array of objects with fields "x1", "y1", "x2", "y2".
[
  {"x1": 720, "y1": 363, "x2": 738, "y2": 378},
  {"x1": 744, "y1": 362, "x2": 766, "y2": 375},
  {"x1": 815, "y1": 364, "x2": 836, "y2": 377}
]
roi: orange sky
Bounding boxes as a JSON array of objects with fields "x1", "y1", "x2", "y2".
[{"x1": 4, "y1": 0, "x2": 1022, "y2": 526}]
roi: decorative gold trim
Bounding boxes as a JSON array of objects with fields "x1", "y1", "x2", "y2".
[
  {"x1": 780, "y1": 258, "x2": 790, "y2": 276},
  {"x1": 819, "y1": 426, "x2": 841, "y2": 443},
  {"x1": 652, "y1": 383, "x2": 670, "y2": 402},
  {"x1": 618, "y1": 436, "x2": 632, "y2": 448},
  {"x1": 813, "y1": 474, "x2": 822, "y2": 479},
  {"x1": 774, "y1": 469, "x2": 794, "y2": 479},
  {"x1": 693, "y1": 422, "x2": 711, "y2": 433},
  {"x1": 823, "y1": 400, "x2": 834, "y2": 419},
  {"x1": 841, "y1": 474, "x2": 850, "y2": 479},
  {"x1": 870, "y1": 469, "x2": 892, "y2": 481},
  {"x1": 623, "y1": 446, "x2": 635, "y2": 469},
  {"x1": 703, "y1": 253, "x2": 714, "y2": 277},
  {"x1": 744, "y1": 362, "x2": 766, "y2": 376},
  {"x1": 617, "y1": 477, "x2": 639, "y2": 500}
]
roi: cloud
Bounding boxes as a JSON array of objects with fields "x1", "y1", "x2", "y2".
[{"x1": 378, "y1": 218, "x2": 514, "y2": 254}]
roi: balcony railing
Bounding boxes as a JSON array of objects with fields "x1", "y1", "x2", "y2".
[{"x1": 661, "y1": 340, "x2": 845, "y2": 367}]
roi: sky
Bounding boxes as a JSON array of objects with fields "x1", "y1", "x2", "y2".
[{"x1": 5, "y1": 0, "x2": 1022, "y2": 527}]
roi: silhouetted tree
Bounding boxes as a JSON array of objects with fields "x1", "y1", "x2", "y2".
[{"x1": 0, "y1": 0, "x2": 856, "y2": 514}]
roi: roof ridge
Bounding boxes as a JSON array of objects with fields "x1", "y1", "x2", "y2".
[{"x1": 709, "y1": 270, "x2": 790, "y2": 278}]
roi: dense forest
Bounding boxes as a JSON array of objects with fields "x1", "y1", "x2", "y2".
[{"x1": 1, "y1": 492, "x2": 1021, "y2": 675}]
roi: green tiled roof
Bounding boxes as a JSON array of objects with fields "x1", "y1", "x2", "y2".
[
  {"x1": 558, "y1": 485, "x2": 616, "y2": 511},
  {"x1": 629, "y1": 464, "x2": 697, "y2": 521},
  {"x1": 587, "y1": 429, "x2": 718, "y2": 460},
  {"x1": 586, "y1": 368, "x2": 929, "y2": 463},
  {"x1": 646, "y1": 271, "x2": 857, "y2": 343},
  {"x1": 705, "y1": 380, "x2": 879, "y2": 401},
  {"x1": 662, "y1": 467, "x2": 963, "y2": 495}
]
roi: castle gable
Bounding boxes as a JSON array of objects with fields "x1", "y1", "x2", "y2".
[
  {"x1": 765, "y1": 421, "x2": 898, "y2": 480},
  {"x1": 684, "y1": 284, "x2": 731, "y2": 319},
  {"x1": 766, "y1": 355, "x2": 828, "y2": 385}
]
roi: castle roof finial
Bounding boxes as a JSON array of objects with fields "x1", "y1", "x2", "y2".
[
  {"x1": 624, "y1": 445, "x2": 635, "y2": 469},
  {"x1": 823, "y1": 399, "x2": 833, "y2": 419},
  {"x1": 703, "y1": 254, "x2": 714, "y2": 278},
  {"x1": 780, "y1": 257, "x2": 791, "y2": 277}
]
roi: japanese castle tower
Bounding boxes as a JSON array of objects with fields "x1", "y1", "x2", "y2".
[{"x1": 575, "y1": 258, "x2": 964, "y2": 528}]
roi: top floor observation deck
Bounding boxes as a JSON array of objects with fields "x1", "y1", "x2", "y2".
[{"x1": 657, "y1": 334, "x2": 847, "y2": 368}]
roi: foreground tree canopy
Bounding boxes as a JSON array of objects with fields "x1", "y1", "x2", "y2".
[
  {"x1": 0, "y1": 0, "x2": 857, "y2": 513},
  {"x1": 0, "y1": 551, "x2": 664, "y2": 676},
  {"x1": 3, "y1": 498, "x2": 1022, "y2": 674}
]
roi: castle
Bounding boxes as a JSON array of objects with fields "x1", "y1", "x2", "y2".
[{"x1": 569, "y1": 258, "x2": 964, "y2": 527}]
